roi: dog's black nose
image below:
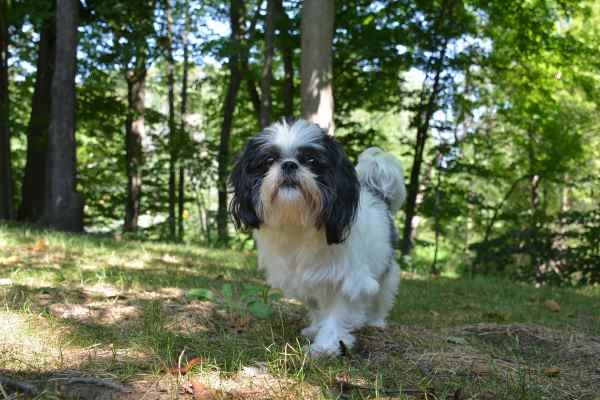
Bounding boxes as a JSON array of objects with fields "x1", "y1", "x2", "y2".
[{"x1": 281, "y1": 160, "x2": 298, "y2": 174}]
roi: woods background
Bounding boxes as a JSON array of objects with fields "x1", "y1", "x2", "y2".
[{"x1": 1, "y1": 0, "x2": 599, "y2": 286}]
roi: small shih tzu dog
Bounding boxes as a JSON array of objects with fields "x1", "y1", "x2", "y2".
[{"x1": 230, "y1": 119, "x2": 406, "y2": 355}]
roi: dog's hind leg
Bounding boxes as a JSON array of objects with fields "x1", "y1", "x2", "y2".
[{"x1": 368, "y1": 261, "x2": 400, "y2": 328}]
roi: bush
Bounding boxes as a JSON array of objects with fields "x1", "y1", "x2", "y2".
[{"x1": 470, "y1": 210, "x2": 600, "y2": 285}]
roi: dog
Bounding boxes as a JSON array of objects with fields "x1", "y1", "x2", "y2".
[{"x1": 230, "y1": 119, "x2": 406, "y2": 355}]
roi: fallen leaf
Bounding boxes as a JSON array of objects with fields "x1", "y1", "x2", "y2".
[
  {"x1": 472, "y1": 362, "x2": 491, "y2": 376},
  {"x1": 543, "y1": 367, "x2": 560, "y2": 377},
  {"x1": 186, "y1": 357, "x2": 202, "y2": 371},
  {"x1": 32, "y1": 238, "x2": 48, "y2": 252},
  {"x1": 190, "y1": 378, "x2": 214, "y2": 400},
  {"x1": 230, "y1": 315, "x2": 252, "y2": 331},
  {"x1": 168, "y1": 356, "x2": 203, "y2": 375},
  {"x1": 544, "y1": 300, "x2": 560, "y2": 312}
]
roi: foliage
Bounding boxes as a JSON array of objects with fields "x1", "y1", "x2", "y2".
[
  {"x1": 186, "y1": 282, "x2": 283, "y2": 319},
  {"x1": 472, "y1": 210, "x2": 600, "y2": 285},
  {"x1": 3, "y1": 0, "x2": 600, "y2": 285}
]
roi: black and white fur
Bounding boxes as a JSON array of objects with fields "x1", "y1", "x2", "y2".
[{"x1": 230, "y1": 119, "x2": 406, "y2": 355}]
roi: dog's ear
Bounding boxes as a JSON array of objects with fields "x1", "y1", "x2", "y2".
[
  {"x1": 229, "y1": 140, "x2": 262, "y2": 231},
  {"x1": 319, "y1": 135, "x2": 360, "y2": 245}
]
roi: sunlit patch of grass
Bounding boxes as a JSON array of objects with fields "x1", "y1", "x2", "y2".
[{"x1": 0, "y1": 224, "x2": 599, "y2": 399}]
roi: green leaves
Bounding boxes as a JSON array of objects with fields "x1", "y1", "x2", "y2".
[
  {"x1": 186, "y1": 288, "x2": 215, "y2": 301},
  {"x1": 246, "y1": 301, "x2": 272, "y2": 319},
  {"x1": 185, "y1": 283, "x2": 279, "y2": 320}
]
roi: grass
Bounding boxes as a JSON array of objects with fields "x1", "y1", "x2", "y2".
[{"x1": 0, "y1": 223, "x2": 599, "y2": 399}]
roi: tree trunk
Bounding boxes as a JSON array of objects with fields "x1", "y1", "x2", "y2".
[
  {"x1": 259, "y1": 0, "x2": 275, "y2": 128},
  {"x1": 300, "y1": 0, "x2": 334, "y2": 135},
  {"x1": 240, "y1": 7, "x2": 261, "y2": 126},
  {"x1": 245, "y1": 72, "x2": 260, "y2": 124},
  {"x1": 560, "y1": 181, "x2": 571, "y2": 214},
  {"x1": 19, "y1": 12, "x2": 55, "y2": 222},
  {"x1": 528, "y1": 130, "x2": 541, "y2": 215},
  {"x1": 400, "y1": 0, "x2": 453, "y2": 257},
  {"x1": 216, "y1": 0, "x2": 245, "y2": 245},
  {"x1": 178, "y1": 3, "x2": 191, "y2": 241},
  {"x1": 275, "y1": 0, "x2": 293, "y2": 120},
  {"x1": 399, "y1": 50, "x2": 447, "y2": 256},
  {"x1": 124, "y1": 57, "x2": 146, "y2": 232},
  {"x1": 0, "y1": 0, "x2": 11, "y2": 220},
  {"x1": 44, "y1": 0, "x2": 83, "y2": 232},
  {"x1": 165, "y1": 0, "x2": 176, "y2": 240}
]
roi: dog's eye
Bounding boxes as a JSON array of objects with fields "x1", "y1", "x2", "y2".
[{"x1": 266, "y1": 157, "x2": 275, "y2": 165}]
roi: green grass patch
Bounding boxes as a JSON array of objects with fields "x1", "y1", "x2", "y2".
[{"x1": 0, "y1": 224, "x2": 598, "y2": 399}]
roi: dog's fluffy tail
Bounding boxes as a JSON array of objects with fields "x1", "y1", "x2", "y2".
[{"x1": 356, "y1": 147, "x2": 406, "y2": 213}]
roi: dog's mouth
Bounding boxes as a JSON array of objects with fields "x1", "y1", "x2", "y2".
[
  {"x1": 279, "y1": 177, "x2": 299, "y2": 189},
  {"x1": 270, "y1": 177, "x2": 304, "y2": 203}
]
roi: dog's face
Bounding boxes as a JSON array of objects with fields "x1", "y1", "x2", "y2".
[{"x1": 230, "y1": 120, "x2": 359, "y2": 244}]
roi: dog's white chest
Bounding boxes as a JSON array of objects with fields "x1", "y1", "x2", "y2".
[{"x1": 254, "y1": 227, "x2": 338, "y2": 298}]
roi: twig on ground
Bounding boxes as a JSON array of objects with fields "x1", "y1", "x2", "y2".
[
  {"x1": 0, "y1": 383, "x2": 10, "y2": 400},
  {"x1": 178, "y1": 348, "x2": 186, "y2": 382},
  {"x1": 0, "y1": 376, "x2": 39, "y2": 396},
  {"x1": 51, "y1": 377, "x2": 129, "y2": 392},
  {"x1": 335, "y1": 378, "x2": 437, "y2": 399}
]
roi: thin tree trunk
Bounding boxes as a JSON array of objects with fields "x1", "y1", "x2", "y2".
[
  {"x1": 259, "y1": 0, "x2": 275, "y2": 128},
  {"x1": 400, "y1": 47, "x2": 447, "y2": 256},
  {"x1": 527, "y1": 129, "x2": 543, "y2": 278},
  {"x1": 19, "y1": 12, "x2": 55, "y2": 222},
  {"x1": 274, "y1": 0, "x2": 293, "y2": 120},
  {"x1": 0, "y1": 0, "x2": 11, "y2": 220},
  {"x1": 245, "y1": 72, "x2": 260, "y2": 123},
  {"x1": 178, "y1": 3, "x2": 191, "y2": 241},
  {"x1": 124, "y1": 56, "x2": 146, "y2": 232},
  {"x1": 44, "y1": 0, "x2": 83, "y2": 232},
  {"x1": 300, "y1": 0, "x2": 334, "y2": 135},
  {"x1": 216, "y1": 0, "x2": 245, "y2": 245},
  {"x1": 240, "y1": 7, "x2": 262, "y2": 126},
  {"x1": 165, "y1": 0, "x2": 176, "y2": 240},
  {"x1": 560, "y1": 181, "x2": 571, "y2": 214},
  {"x1": 400, "y1": 0, "x2": 453, "y2": 257},
  {"x1": 528, "y1": 130, "x2": 541, "y2": 215}
]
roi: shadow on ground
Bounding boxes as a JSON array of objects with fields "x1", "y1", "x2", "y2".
[{"x1": 1, "y1": 226, "x2": 600, "y2": 399}]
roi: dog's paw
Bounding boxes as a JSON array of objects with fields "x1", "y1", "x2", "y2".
[
  {"x1": 307, "y1": 342, "x2": 339, "y2": 357},
  {"x1": 309, "y1": 333, "x2": 355, "y2": 357}
]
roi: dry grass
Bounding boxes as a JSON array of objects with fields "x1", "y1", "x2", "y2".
[{"x1": 0, "y1": 225, "x2": 599, "y2": 399}]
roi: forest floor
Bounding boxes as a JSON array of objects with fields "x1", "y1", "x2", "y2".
[{"x1": 1, "y1": 225, "x2": 599, "y2": 400}]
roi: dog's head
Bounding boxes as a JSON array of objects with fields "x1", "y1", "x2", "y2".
[{"x1": 230, "y1": 119, "x2": 359, "y2": 244}]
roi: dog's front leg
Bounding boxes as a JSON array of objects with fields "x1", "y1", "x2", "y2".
[
  {"x1": 301, "y1": 298, "x2": 322, "y2": 339},
  {"x1": 309, "y1": 296, "x2": 366, "y2": 356}
]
